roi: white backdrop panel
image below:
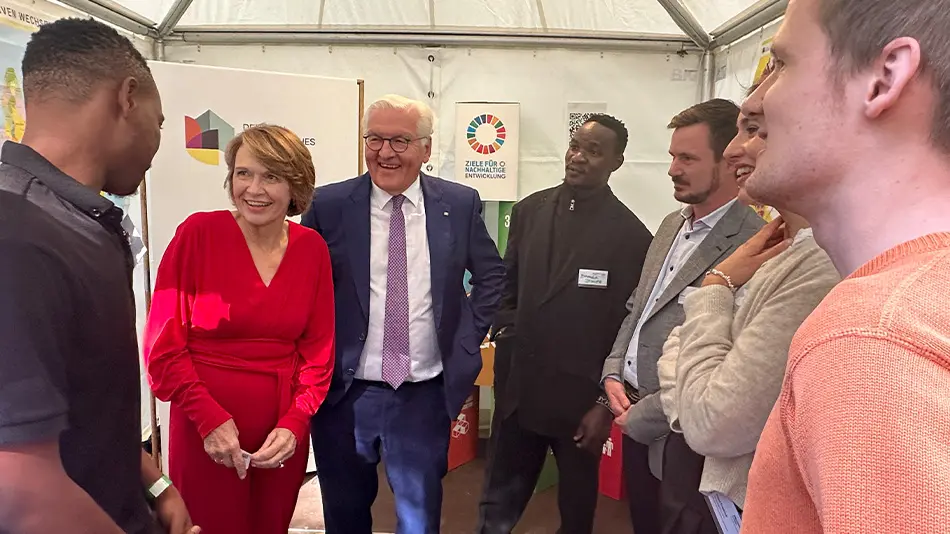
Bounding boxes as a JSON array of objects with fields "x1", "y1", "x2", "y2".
[
  {"x1": 146, "y1": 61, "x2": 359, "y2": 271},
  {"x1": 436, "y1": 47, "x2": 699, "y2": 231},
  {"x1": 164, "y1": 44, "x2": 445, "y2": 182},
  {"x1": 164, "y1": 43, "x2": 698, "y2": 231}
]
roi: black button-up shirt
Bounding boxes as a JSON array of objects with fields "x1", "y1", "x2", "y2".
[{"x1": 0, "y1": 142, "x2": 155, "y2": 533}]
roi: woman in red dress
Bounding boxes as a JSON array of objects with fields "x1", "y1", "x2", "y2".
[{"x1": 143, "y1": 124, "x2": 334, "y2": 534}]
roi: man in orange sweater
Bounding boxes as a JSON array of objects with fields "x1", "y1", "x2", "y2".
[{"x1": 739, "y1": 0, "x2": 950, "y2": 532}]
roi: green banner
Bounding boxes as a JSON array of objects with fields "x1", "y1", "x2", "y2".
[{"x1": 496, "y1": 201, "x2": 515, "y2": 257}]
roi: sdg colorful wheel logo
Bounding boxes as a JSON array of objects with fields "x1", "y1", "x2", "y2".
[{"x1": 466, "y1": 114, "x2": 506, "y2": 155}]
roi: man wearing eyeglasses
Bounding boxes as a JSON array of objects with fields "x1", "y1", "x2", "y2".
[{"x1": 301, "y1": 94, "x2": 505, "y2": 534}]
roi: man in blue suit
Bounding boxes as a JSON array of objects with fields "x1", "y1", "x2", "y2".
[{"x1": 301, "y1": 94, "x2": 505, "y2": 533}]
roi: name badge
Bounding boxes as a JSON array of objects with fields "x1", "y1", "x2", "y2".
[
  {"x1": 578, "y1": 269, "x2": 609, "y2": 288},
  {"x1": 678, "y1": 286, "x2": 699, "y2": 304}
]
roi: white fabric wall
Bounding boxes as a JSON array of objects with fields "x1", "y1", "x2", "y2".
[
  {"x1": 163, "y1": 43, "x2": 702, "y2": 231},
  {"x1": 712, "y1": 21, "x2": 779, "y2": 103}
]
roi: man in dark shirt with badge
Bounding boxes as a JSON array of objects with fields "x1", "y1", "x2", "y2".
[
  {"x1": 0, "y1": 19, "x2": 197, "y2": 534},
  {"x1": 477, "y1": 114, "x2": 653, "y2": 534}
]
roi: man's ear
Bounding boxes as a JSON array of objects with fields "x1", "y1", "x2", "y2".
[
  {"x1": 865, "y1": 37, "x2": 921, "y2": 120},
  {"x1": 611, "y1": 154, "x2": 625, "y2": 173},
  {"x1": 117, "y1": 76, "x2": 138, "y2": 117}
]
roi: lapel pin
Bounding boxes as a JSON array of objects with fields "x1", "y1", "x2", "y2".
[{"x1": 443, "y1": 211, "x2": 449, "y2": 216}]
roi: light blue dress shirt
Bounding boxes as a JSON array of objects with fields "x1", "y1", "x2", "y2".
[{"x1": 623, "y1": 199, "x2": 737, "y2": 386}]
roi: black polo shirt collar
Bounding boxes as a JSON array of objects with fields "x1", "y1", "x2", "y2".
[{"x1": 0, "y1": 141, "x2": 124, "y2": 228}]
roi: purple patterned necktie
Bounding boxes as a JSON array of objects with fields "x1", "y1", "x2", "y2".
[{"x1": 382, "y1": 194, "x2": 411, "y2": 388}]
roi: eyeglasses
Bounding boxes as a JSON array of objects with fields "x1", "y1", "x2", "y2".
[{"x1": 363, "y1": 134, "x2": 427, "y2": 153}]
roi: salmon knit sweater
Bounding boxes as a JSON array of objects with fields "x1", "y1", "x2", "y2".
[{"x1": 741, "y1": 233, "x2": 950, "y2": 533}]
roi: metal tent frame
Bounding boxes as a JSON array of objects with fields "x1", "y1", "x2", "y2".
[{"x1": 56, "y1": 0, "x2": 786, "y2": 52}]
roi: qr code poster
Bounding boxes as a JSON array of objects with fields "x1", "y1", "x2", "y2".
[{"x1": 567, "y1": 102, "x2": 607, "y2": 142}]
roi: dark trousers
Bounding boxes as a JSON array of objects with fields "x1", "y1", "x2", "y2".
[
  {"x1": 311, "y1": 377, "x2": 451, "y2": 534},
  {"x1": 477, "y1": 411, "x2": 601, "y2": 534},
  {"x1": 622, "y1": 436, "x2": 661, "y2": 534},
  {"x1": 658, "y1": 433, "x2": 718, "y2": 534}
]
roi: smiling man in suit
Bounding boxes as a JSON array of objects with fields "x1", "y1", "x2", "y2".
[
  {"x1": 476, "y1": 114, "x2": 653, "y2": 534},
  {"x1": 301, "y1": 94, "x2": 505, "y2": 534},
  {"x1": 601, "y1": 99, "x2": 764, "y2": 534}
]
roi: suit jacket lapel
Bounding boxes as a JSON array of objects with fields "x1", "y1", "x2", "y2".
[
  {"x1": 633, "y1": 212, "x2": 683, "y2": 318},
  {"x1": 422, "y1": 174, "x2": 453, "y2": 331},
  {"x1": 345, "y1": 174, "x2": 372, "y2": 323},
  {"x1": 649, "y1": 201, "x2": 747, "y2": 318}
]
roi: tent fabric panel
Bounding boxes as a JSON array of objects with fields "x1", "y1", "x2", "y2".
[
  {"x1": 541, "y1": 0, "x2": 684, "y2": 36},
  {"x1": 175, "y1": 0, "x2": 428, "y2": 27},
  {"x1": 140, "y1": 0, "x2": 687, "y2": 36},
  {"x1": 109, "y1": 0, "x2": 177, "y2": 24},
  {"x1": 434, "y1": 0, "x2": 541, "y2": 30},
  {"x1": 321, "y1": 0, "x2": 430, "y2": 27},
  {"x1": 682, "y1": 0, "x2": 760, "y2": 32},
  {"x1": 103, "y1": 0, "x2": 773, "y2": 37}
]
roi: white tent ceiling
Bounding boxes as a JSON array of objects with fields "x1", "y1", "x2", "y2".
[{"x1": 57, "y1": 0, "x2": 786, "y2": 50}]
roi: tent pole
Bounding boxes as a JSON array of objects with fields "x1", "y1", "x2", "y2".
[
  {"x1": 55, "y1": 0, "x2": 156, "y2": 37},
  {"x1": 654, "y1": 0, "x2": 710, "y2": 49},
  {"x1": 157, "y1": 0, "x2": 195, "y2": 37},
  {"x1": 167, "y1": 28, "x2": 699, "y2": 53},
  {"x1": 710, "y1": 0, "x2": 787, "y2": 49}
]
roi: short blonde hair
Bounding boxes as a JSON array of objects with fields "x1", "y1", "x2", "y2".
[{"x1": 224, "y1": 124, "x2": 315, "y2": 217}]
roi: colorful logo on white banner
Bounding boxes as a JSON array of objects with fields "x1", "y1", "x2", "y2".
[
  {"x1": 466, "y1": 114, "x2": 507, "y2": 155},
  {"x1": 185, "y1": 109, "x2": 234, "y2": 166}
]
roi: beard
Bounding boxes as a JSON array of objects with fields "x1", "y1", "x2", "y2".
[{"x1": 675, "y1": 166, "x2": 720, "y2": 205}]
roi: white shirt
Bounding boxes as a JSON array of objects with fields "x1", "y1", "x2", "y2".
[
  {"x1": 623, "y1": 199, "x2": 737, "y2": 386},
  {"x1": 356, "y1": 178, "x2": 443, "y2": 382}
]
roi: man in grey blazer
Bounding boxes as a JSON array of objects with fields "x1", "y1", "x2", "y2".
[{"x1": 601, "y1": 99, "x2": 764, "y2": 534}]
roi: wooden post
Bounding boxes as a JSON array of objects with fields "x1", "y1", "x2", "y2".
[{"x1": 138, "y1": 179, "x2": 161, "y2": 470}]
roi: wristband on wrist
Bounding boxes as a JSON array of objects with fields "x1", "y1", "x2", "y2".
[
  {"x1": 596, "y1": 394, "x2": 612, "y2": 411},
  {"x1": 706, "y1": 268, "x2": 737, "y2": 292},
  {"x1": 146, "y1": 475, "x2": 173, "y2": 501}
]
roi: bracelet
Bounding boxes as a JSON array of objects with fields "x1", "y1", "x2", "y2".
[
  {"x1": 147, "y1": 475, "x2": 173, "y2": 501},
  {"x1": 596, "y1": 394, "x2": 612, "y2": 411},
  {"x1": 706, "y1": 268, "x2": 737, "y2": 292}
]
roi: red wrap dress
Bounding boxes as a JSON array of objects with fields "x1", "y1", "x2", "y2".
[{"x1": 144, "y1": 210, "x2": 335, "y2": 534}]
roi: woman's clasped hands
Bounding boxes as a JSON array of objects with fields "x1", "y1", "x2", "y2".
[{"x1": 203, "y1": 419, "x2": 297, "y2": 479}]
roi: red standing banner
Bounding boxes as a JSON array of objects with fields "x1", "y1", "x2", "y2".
[
  {"x1": 598, "y1": 422, "x2": 626, "y2": 500},
  {"x1": 447, "y1": 390, "x2": 480, "y2": 471}
]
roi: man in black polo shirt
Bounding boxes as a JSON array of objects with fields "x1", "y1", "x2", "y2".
[{"x1": 0, "y1": 19, "x2": 198, "y2": 534}]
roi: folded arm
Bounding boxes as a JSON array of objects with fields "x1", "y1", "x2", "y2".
[
  {"x1": 144, "y1": 222, "x2": 231, "y2": 438},
  {"x1": 0, "y1": 243, "x2": 122, "y2": 533},
  {"x1": 676, "y1": 262, "x2": 836, "y2": 457},
  {"x1": 789, "y1": 335, "x2": 950, "y2": 532},
  {"x1": 277, "y1": 238, "x2": 336, "y2": 443},
  {"x1": 465, "y1": 190, "x2": 506, "y2": 337}
]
